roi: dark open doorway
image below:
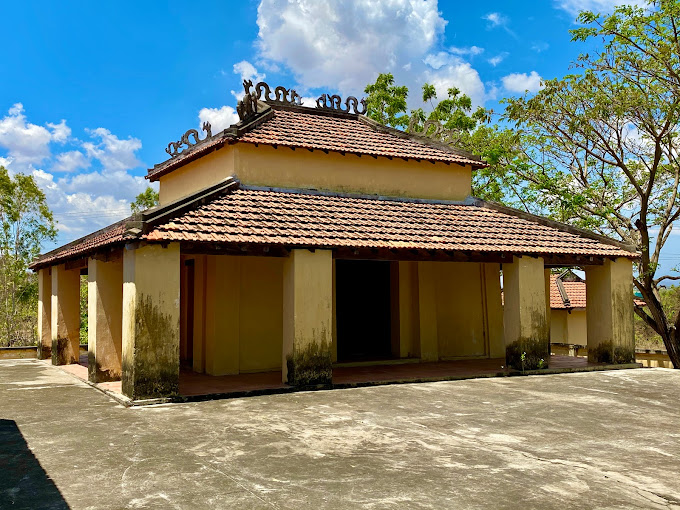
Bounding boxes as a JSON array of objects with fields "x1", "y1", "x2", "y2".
[{"x1": 336, "y1": 259, "x2": 393, "y2": 362}]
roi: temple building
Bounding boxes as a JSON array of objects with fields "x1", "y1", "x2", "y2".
[{"x1": 30, "y1": 82, "x2": 638, "y2": 401}]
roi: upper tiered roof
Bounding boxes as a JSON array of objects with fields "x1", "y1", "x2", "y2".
[{"x1": 147, "y1": 81, "x2": 487, "y2": 181}]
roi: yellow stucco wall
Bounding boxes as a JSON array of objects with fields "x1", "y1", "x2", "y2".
[
  {"x1": 483, "y1": 263, "x2": 505, "y2": 359},
  {"x1": 184, "y1": 255, "x2": 508, "y2": 375},
  {"x1": 158, "y1": 143, "x2": 472, "y2": 204},
  {"x1": 410, "y1": 261, "x2": 503, "y2": 361},
  {"x1": 550, "y1": 309, "x2": 587, "y2": 345},
  {"x1": 568, "y1": 310, "x2": 587, "y2": 345},
  {"x1": 503, "y1": 256, "x2": 549, "y2": 368},
  {"x1": 239, "y1": 257, "x2": 284, "y2": 372},
  {"x1": 550, "y1": 310, "x2": 569, "y2": 343},
  {"x1": 189, "y1": 255, "x2": 285, "y2": 375},
  {"x1": 204, "y1": 255, "x2": 240, "y2": 376},
  {"x1": 122, "y1": 243, "x2": 181, "y2": 399},
  {"x1": 37, "y1": 268, "x2": 51, "y2": 359},
  {"x1": 585, "y1": 257, "x2": 635, "y2": 363},
  {"x1": 159, "y1": 148, "x2": 235, "y2": 205},
  {"x1": 88, "y1": 256, "x2": 123, "y2": 381},
  {"x1": 397, "y1": 261, "x2": 420, "y2": 358},
  {"x1": 435, "y1": 262, "x2": 487, "y2": 358},
  {"x1": 50, "y1": 264, "x2": 81, "y2": 365},
  {"x1": 282, "y1": 249, "x2": 333, "y2": 383},
  {"x1": 503, "y1": 256, "x2": 548, "y2": 343}
]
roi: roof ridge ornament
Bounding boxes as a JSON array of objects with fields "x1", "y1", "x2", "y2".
[
  {"x1": 316, "y1": 93, "x2": 367, "y2": 115},
  {"x1": 165, "y1": 122, "x2": 213, "y2": 158},
  {"x1": 238, "y1": 80, "x2": 303, "y2": 122},
  {"x1": 237, "y1": 80, "x2": 259, "y2": 121},
  {"x1": 407, "y1": 117, "x2": 461, "y2": 145}
]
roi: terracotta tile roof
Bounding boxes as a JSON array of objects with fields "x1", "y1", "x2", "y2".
[
  {"x1": 238, "y1": 108, "x2": 484, "y2": 166},
  {"x1": 550, "y1": 275, "x2": 587, "y2": 309},
  {"x1": 143, "y1": 185, "x2": 636, "y2": 258},
  {"x1": 147, "y1": 105, "x2": 485, "y2": 181},
  {"x1": 29, "y1": 218, "x2": 131, "y2": 269},
  {"x1": 549, "y1": 275, "x2": 644, "y2": 309}
]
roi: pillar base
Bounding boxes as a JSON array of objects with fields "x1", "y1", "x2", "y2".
[
  {"x1": 588, "y1": 342, "x2": 635, "y2": 365},
  {"x1": 87, "y1": 352, "x2": 121, "y2": 383},
  {"x1": 505, "y1": 338, "x2": 550, "y2": 371},
  {"x1": 285, "y1": 340, "x2": 332, "y2": 387},
  {"x1": 37, "y1": 345, "x2": 52, "y2": 360},
  {"x1": 51, "y1": 337, "x2": 78, "y2": 365}
]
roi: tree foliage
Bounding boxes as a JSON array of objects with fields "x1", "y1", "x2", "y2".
[
  {"x1": 363, "y1": 75, "x2": 526, "y2": 205},
  {"x1": 503, "y1": 0, "x2": 680, "y2": 366},
  {"x1": 131, "y1": 187, "x2": 159, "y2": 214},
  {"x1": 364, "y1": 73, "x2": 409, "y2": 128},
  {"x1": 0, "y1": 166, "x2": 57, "y2": 346}
]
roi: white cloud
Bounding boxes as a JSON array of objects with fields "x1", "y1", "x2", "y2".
[
  {"x1": 449, "y1": 46, "x2": 484, "y2": 57},
  {"x1": 256, "y1": 0, "x2": 447, "y2": 94},
  {"x1": 482, "y1": 11, "x2": 516, "y2": 37},
  {"x1": 554, "y1": 0, "x2": 632, "y2": 16},
  {"x1": 198, "y1": 106, "x2": 239, "y2": 133},
  {"x1": 82, "y1": 128, "x2": 142, "y2": 172},
  {"x1": 254, "y1": 1, "x2": 492, "y2": 110},
  {"x1": 0, "y1": 103, "x2": 65, "y2": 168},
  {"x1": 233, "y1": 60, "x2": 266, "y2": 83},
  {"x1": 502, "y1": 71, "x2": 543, "y2": 93},
  {"x1": 483, "y1": 12, "x2": 507, "y2": 27},
  {"x1": 32, "y1": 168, "x2": 140, "y2": 241},
  {"x1": 47, "y1": 120, "x2": 70, "y2": 143},
  {"x1": 0, "y1": 105, "x2": 148, "y2": 247},
  {"x1": 422, "y1": 52, "x2": 487, "y2": 107},
  {"x1": 52, "y1": 150, "x2": 89, "y2": 173},
  {"x1": 487, "y1": 52, "x2": 509, "y2": 66},
  {"x1": 530, "y1": 41, "x2": 549, "y2": 53}
]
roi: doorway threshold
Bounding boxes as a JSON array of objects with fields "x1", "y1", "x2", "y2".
[{"x1": 333, "y1": 357, "x2": 420, "y2": 368}]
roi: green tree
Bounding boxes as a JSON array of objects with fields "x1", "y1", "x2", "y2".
[
  {"x1": 503, "y1": 1, "x2": 680, "y2": 367},
  {"x1": 363, "y1": 75, "x2": 525, "y2": 205},
  {"x1": 131, "y1": 187, "x2": 159, "y2": 214},
  {"x1": 0, "y1": 166, "x2": 57, "y2": 346},
  {"x1": 364, "y1": 73, "x2": 409, "y2": 128}
]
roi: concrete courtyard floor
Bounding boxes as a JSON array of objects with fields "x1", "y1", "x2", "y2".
[{"x1": 1, "y1": 360, "x2": 679, "y2": 510}]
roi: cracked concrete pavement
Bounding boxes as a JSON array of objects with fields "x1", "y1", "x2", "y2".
[{"x1": 1, "y1": 359, "x2": 679, "y2": 509}]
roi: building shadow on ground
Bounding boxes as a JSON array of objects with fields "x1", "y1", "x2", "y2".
[{"x1": 0, "y1": 419, "x2": 69, "y2": 509}]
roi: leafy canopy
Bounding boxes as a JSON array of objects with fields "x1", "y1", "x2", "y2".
[
  {"x1": 131, "y1": 187, "x2": 159, "y2": 214},
  {"x1": 363, "y1": 74, "x2": 525, "y2": 206},
  {"x1": 0, "y1": 166, "x2": 57, "y2": 346},
  {"x1": 503, "y1": 0, "x2": 680, "y2": 364}
]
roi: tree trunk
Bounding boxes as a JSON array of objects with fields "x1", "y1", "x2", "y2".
[{"x1": 665, "y1": 330, "x2": 680, "y2": 369}]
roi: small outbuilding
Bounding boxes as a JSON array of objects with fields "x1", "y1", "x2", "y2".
[{"x1": 30, "y1": 82, "x2": 639, "y2": 400}]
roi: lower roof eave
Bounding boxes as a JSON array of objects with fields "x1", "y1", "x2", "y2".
[{"x1": 177, "y1": 240, "x2": 631, "y2": 265}]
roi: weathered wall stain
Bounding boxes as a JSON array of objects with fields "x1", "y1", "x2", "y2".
[
  {"x1": 286, "y1": 336, "x2": 332, "y2": 387},
  {"x1": 122, "y1": 294, "x2": 179, "y2": 399}
]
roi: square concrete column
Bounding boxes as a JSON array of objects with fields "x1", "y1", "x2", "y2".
[
  {"x1": 418, "y1": 261, "x2": 439, "y2": 362},
  {"x1": 585, "y1": 258, "x2": 635, "y2": 364},
  {"x1": 282, "y1": 249, "x2": 333, "y2": 386},
  {"x1": 122, "y1": 243, "x2": 180, "y2": 400},
  {"x1": 503, "y1": 256, "x2": 549, "y2": 370},
  {"x1": 50, "y1": 264, "x2": 81, "y2": 365},
  {"x1": 37, "y1": 268, "x2": 52, "y2": 360},
  {"x1": 88, "y1": 256, "x2": 123, "y2": 382}
]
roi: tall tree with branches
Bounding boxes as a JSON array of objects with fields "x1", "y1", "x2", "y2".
[
  {"x1": 504, "y1": 1, "x2": 680, "y2": 367},
  {"x1": 0, "y1": 167, "x2": 56, "y2": 345}
]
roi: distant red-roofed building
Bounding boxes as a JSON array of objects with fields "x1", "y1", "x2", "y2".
[
  {"x1": 30, "y1": 82, "x2": 640, "y2": 401},
  {"x1": 549, "y1": 270, "x2": 645, "y2": 348}
]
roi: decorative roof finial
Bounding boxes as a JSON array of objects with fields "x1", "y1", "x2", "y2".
[
  {"x1": 165, "y1": 122, "x2": 213, "y2": 158},
  {"x1": 316, "y1": 94, "x2": 367, "y2": 115},
  {"x1": 237, "y1": 79, "x2": 259, "y2": 121}
]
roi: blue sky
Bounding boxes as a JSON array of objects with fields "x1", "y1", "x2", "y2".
[{"x1": 2, "y1": 0, "x2": 678, "y2": 276}]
